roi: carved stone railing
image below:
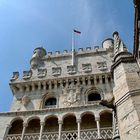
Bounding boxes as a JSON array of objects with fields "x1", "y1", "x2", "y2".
[
  {"x1": 6, "y1": 134, "x2": 21, "y2": 140},
  {"x1": 100, "y1": 127, "x2": 113, "y2": 139},
  {"x1": 24, "y1": 133, "x2": 40, "y2": 140},
  {"x1": 61, "y1": 130, "x2": 78, "y2": 140},
  {"x1": 6, "y1": 127, "x2": 112, "y2": 140},
  {"x1": 42, "y1": 132, "x2": 58, "y2": 140}
]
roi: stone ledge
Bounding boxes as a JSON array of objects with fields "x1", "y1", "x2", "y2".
[{"x1": 0, "y1": 104, "x2": 112, "y2": 116}]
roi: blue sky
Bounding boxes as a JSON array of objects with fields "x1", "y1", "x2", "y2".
[{"x1": 0, "y1": 0, "x2": 134, "y2": 112}]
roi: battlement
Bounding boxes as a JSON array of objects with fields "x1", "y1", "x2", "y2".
[{"x1": 10, "y1": 38, "x2": 114, "y2": 83}]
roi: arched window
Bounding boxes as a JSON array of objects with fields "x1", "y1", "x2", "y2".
[
  {"x1": 45, "y1": 98, "x2": 57, "y2": 107},
  {"x1": 88, "y1": 92, "x2": 101, "y2": 101}
]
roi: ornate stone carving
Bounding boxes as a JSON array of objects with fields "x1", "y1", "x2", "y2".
[
  {"x1": 38, "y1": 68, "x2": 47, "y2": 78},
  {"x1": 52, "y1": 67, "x2": 61, "y2": 76},
  {"x1": 10, "y1": 72, "x2": 19, "y2": 81},
  {"x1": 63, "y1": 87, "x2": 81, "y2": 106},
  {"x1": 97, "y1": 61, "x2": 107, "y2": 71},
  {"x1": 82, "y1": 63, "x2": 92, "y2": 73},
  {"x1": 113, "y1": 31, "x2": 127, "y2": 55},
  {"x1": 23, "y1": 70, "x2": 32, "y2": 80},
  {"x1": 67, "y1": 65, "x2": 76, "y2": 74},
  {"x1": 30, "y1": 47, "x2": 46, "y2": 69},
  {"x1": 21, "y1": 95, "x2": 30, "y2": 106}
]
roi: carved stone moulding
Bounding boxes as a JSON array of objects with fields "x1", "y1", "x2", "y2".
[
  {"x1": 82, "y1": 63, "x2": 92, "y2": 73},
  {"x1": 67, "y1": 65, "x2": 76, "y2": 74},
  {"x1": 97, "y1": 61, "x2": 108, "y2": 71},
  {"x1": 10, "y1": 72, "x2": 19, "y2": 81},
  {"x1": 23, "y1": 70, "x2": 32, "y2": 80},
  {"x1": 52, "y1": 67, "x2": 61, "y2": 76},
  {"x1": 38, "y1": 68, "x2": 47, "y2": 78},
  {"x1": 21, "y1": 95, "x2": 30, "y2": 106}
]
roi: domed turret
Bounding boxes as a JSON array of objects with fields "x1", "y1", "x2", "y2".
[{"x1": 102, "y1": 38, "x2": 114, "y2": 49}]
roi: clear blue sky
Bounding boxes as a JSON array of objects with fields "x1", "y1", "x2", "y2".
[{"x1": 0, "y1": 0, "x2": 134, "y2": 112}]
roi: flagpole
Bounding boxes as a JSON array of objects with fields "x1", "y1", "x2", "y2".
[{"x1": 72, "y1": 30, "x2": 75, "y2": 66}]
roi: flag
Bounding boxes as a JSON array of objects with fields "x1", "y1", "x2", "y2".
[{"x1": 73, "y1": 29, "x2": 81, "y2": 34}]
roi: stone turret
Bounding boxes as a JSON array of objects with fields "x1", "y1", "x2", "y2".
[
  {"x1": 112, "y1": 31, "x2": 140, "y2": 140},
  {"x1": 102, "y1": 38, "x2": 114, "y2": 50}
]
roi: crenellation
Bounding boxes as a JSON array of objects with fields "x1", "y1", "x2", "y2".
[
  {"x1": 63, "y1": 50, "x2": 68, "y2": 53},
  {"x1": 55, "y1": 51, "x2": 60, "y2": 55},
  {"x1": 78, "y1": 48, "x2": 83, "y2": 52},
  {"x1": 86, "y1": 47, "x2": 91, "y2": 51},
  {"x1": 47, "y1": 52, "x2": 53, "y2": 55}
]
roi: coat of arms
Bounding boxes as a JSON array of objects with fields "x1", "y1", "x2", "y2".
[{"x1": 63, "y1": 87, "x2": 81, "y2": 106}]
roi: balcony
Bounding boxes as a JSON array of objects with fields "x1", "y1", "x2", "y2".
[{"x1": 7, "y1": 127, "x2": 112, "y2": 140}]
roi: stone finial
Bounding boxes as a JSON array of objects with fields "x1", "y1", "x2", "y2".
[
  {"x1": 112, "y1": 31, "x2": 127, "y2": 55},
  {"x1": 11, "y1": 72, "x2": 19, "y2": 81},
  {"x1": 30, "y1": 47, "x2": 46, "y2": 69}
]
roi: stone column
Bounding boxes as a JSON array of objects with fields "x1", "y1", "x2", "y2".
[
  {"x1": 43, "y1": 82, "x2": 46, "y2": 90},
  {"x1": 21, "y1": 123, "x2": 28, "y2": 140},
  {"x1": 32, "y1": 83, "x2": 35, "y2": 91},
  {"x1": 49, "y1": 81, "x2": 52, "y2": 90},
  {"x1": 58, "y1": 120, "x2": 63, "y2": 140},
  {"x1": 3, "y1": 124, "x2": 11, "y2": 140},
  {"x1": 39, "y1": 121, "x2": 45, "y2": 140},
  {"x1": 95, "y1": 117, "x2": 101, "y2": 139},
  {"x1": 77, "y1": 119, "x2": 81, "y2": 140},
  {"x1": 82, "y1": 77, "x2": 85, "y2": 85},
  {"x1": 54, "y1": 80, "x2": 57, "y2": 89},
  {"x1": 25, "y1": 84, "x2": 30, "y2": 92},
  {"x1": 38, "y1": 82, "x2": 41, "y2": 90}
]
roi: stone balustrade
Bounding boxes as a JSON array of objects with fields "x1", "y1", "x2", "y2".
[{"x1": 6, "y1": 127, "x2": 113, "y2": 140}]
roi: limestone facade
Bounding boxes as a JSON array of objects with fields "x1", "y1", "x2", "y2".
[{"x1": 0, "y1": 32, "x2": 140, "y2": 140}]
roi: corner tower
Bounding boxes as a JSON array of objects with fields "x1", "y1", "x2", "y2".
[{"x1": 112, "y1": 32, "x2": 140, "y2": 140}]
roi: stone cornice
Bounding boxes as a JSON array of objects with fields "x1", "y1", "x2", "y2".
[
  {"x1": 10, "y1": 72, "x2": 112, "y2": 85},
  {"x1": 0, "y1": 104, "x2": 112, "y2": 117},
  {"x1": 111, "y1": 52, "x2": 136, "y2": 71},
  {"x1": 115, "y1": 89, "x2": 140, "y2": 106}
]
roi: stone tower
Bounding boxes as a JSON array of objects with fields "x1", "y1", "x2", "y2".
[
  {"x1": 0, "y1": 36, "x2": 116, "y2": 140},
  {"x1": 112, "y1": 31, "x2": 140, "y2": 140},
  {"x1": 0, "y1": 31, "x2": 140, "y2": 140}
]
